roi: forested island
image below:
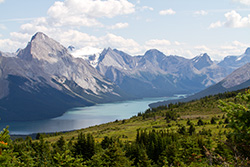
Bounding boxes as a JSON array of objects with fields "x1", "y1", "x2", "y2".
[{"x1": 0, "y1": 88, "x2": 250, "y2": 166}]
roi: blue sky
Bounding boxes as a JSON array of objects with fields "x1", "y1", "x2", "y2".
[{"x1": 0, "y1": 0, "x2": 250, "y2": 60}]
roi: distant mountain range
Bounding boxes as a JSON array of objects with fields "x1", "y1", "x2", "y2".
[
  {"x1": 80, "y1": 45, "x2": 250, "y2": 99},
  {"x1": 84, "y1": 48, "x2": 226, "y2": 98},
  {"x1": 150, "y1": 62, "x2": 250, "y2": 108},
  {"x1": 0, "y1": 32, "x2": 250, "y2": 121}
]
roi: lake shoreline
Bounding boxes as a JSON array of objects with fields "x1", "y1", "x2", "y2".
[{"x1": 1, "y1": 95, "x2": 185, "y2": 135}]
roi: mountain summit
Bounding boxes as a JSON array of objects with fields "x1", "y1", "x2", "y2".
[
  {"x1": 244, "y1": 47, "x2": 250, "y2": 55},
  {"x1": 17, "y1": 32, "x2": 68, "y2": 62},
  {"x1": 192, "y1": 53, "x2": 213, "y2": 70}
]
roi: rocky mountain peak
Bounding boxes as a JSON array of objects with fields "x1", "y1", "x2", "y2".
[
  {"x1": 201, "y1": 53, "x2": 209, "y2": 58},
  {"x1": 192, "y1": 53, "x2": 213, "y2": 70},
  {"x1": 144, "y1": 49, "x2": 166, "y2": 62},
  {"x1": 145, "y1": 49, "x2": 164, "y2": 56},
  {"x1": 99, "y1": 47, "x2": 113, "y2": 57},
  {"x1": 30, "y1": 32, "x2": 66, "y2": 53},
  {"x1": 67, "y1": 45, "x2": 75, "y2": 52},
  {"x1": 31, "y1": 32, "x2": 48, "y2": 41},
  {"x1": 193, "y1": 53, "x2": 211, "y2": 61},
  {"x1": 18, "y1": 32, "x2": 69, "y2": 62},
  {"x1": 244, "y1": 47, "x2": 250, "y2": 55},
  {"x1": 98, "y1": 47, "x2": 131, "y2": 69}
]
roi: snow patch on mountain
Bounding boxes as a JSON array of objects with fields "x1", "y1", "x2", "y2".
[{"x1": 70, "y1": 46, "x2": 102, "y2": 59}]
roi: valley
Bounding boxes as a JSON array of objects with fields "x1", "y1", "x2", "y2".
[{"x1": 0, "y1": 32, "x2": 250, "y2": 122}]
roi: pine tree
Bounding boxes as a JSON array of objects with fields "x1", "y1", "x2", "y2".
[
  {"x1": 0, "y1": 126, "x2": 21, "y2": 166},
  {"x1": 73, "y1": 133, "x2": 95, "y2": 160},
  {"x1": 88, "y1": 142, "x2": 132, "y2": 167},
  {"x1": 197, "y1": 118, "x2": 204, "y2": 126},
  {"x1": 188, "y1": 124, "x2": 196, "y2": 135}
]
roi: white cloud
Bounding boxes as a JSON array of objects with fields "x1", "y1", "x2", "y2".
[
  {"x1": 47, "y1": 0, "x2": 135, "y2": 27},
  {"x1": 208, "y1": 21, "x2": 223, "y2": 29},
  {"x1": 159, "y1": 9, "x2": 176, "y2": 15},
  {"x1": 10, "y1": 32, "x2": 31, "y2": 43},
  {"x1": 209, "y1": 10, "x2": 250, "y2": 28},
  {"x1": 194, "y1": 10, "x2": 208, "y2": 16},
  {"x1": 140, "y1": 6, "x2": 154, "y2": 11},
  {"x1": 100, "y1": 33, "x2": 142, "y2": 54},
  {"x1": 0, "y1": 0, "x2": 4, "y2": 3},
  {"x1": 216, "y1": 41, "x2": 250, "y2": 59},
  {"x1": 224, "y1": 10, "x2": 250, "y2": 28},
  {"x1": 144, "y1": 39, "x2": 195, "y2": 57},
  {"x1": 221, "y1": 40, "x2": 250, "y2": 50},
  {"x1": 0, "y1": 0, "x2": 137, "y2": 53},
  {"x1": 54, "y1": 31, "x2": 142, "y2": 55},
  {"x1": 174, "y1": 41, "x2": 181, "y2": 46},
  {"x1": 0, "y1": 0, "x2": 136, "y2": 52},
  {"x1": 192, "y1": 41, "x2": 250, "y2": 60},
  {"x1": 194, "y1": 45, "x2": 211, "y2": 53},
  {"x1": 108, "y1": 22, "x2": 129, "y2": 30},
  {"x1": 56, "y1": 31, "x2": 141, "y2": 55},
  {"x1": 0, "y1": 38, "x2": 25, "y2": 52},
  {"x1": 145, "y1": 39, "x2": 171, "y2": 47},
  {"x1": 233, "y1": 0, "x2": 250, "y2": 5}
]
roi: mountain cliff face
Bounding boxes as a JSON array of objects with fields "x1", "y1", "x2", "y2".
[{"x1": 0, "y1": 32, "x2": 127, "y2": 121}]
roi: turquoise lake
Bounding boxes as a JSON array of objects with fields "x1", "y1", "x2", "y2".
[{"x1": 0, "y1": 95, "x2": 185, "y2": 135}]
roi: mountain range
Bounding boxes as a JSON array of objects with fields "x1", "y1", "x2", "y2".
[
  {"x1": 149, "y1": 62, "x2": 250, "y2": 108},
  {"x1": 81, "y1": 46, "x2": 250, "y2": 99},
  {"x1": 83, "y1": 49, "x2": 226, "y2": 98},
  {"x1": 0, "y1": 32, "x2": 250, "y2": 121}
]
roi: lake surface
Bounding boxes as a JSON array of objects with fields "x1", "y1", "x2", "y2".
[{"x1": 0, "y1": 95, "x2": 185, "y2": 135}]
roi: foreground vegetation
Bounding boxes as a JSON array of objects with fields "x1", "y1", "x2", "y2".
[{"x1": 0, "y1": 89, "x2": 250, "y2": 166}]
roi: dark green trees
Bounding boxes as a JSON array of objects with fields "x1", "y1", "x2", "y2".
[
  {"x1": 220, "y1": 90, "x2": 250, "y2": 159},
  {"x1": 73, "y1": 133, "x2": 95, "y2": 160}
]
